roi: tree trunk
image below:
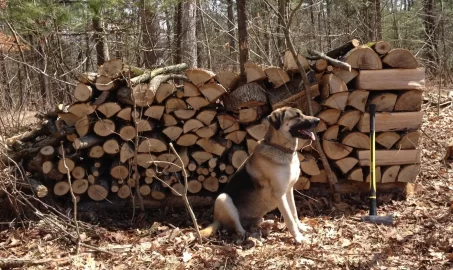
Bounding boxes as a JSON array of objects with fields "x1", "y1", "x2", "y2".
[
  {"x1": 374, "y1": 0, "x2": 382, "y2": 40},
  {"x1": 141, "y1": 0, "x2": 159, "y2": 68},
  {"x1": 181, "y1": 0, "x2": 197, "y2": 68},
  {"x1": 277, "y1": 0, "x2": 286, "y2": 55},
  {"x1": 173, "y1": 2, "x2": 183, "y2": 64},
  {"x1": 237, "y1": 0, "x2": 249, "y2": 77},
  {"x1": 92, "y1": 14, "x2": 109, "y2": 66},
  {"x1": 422, "y1": 0, "x2": 437, "y2": 75}
]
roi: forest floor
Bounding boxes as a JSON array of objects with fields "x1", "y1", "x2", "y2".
[{"x1": 0, "y1": 90, "x2": 452, "y2": 269}]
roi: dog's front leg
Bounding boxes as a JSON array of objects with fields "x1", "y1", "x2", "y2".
[
  {"x1": 286, "y1": 188, "x2": 310, "y2": 233},
  {"x1": 276, "y1": 195, "x2": 304, "y2": 243}
]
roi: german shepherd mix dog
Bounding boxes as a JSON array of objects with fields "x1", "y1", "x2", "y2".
[{"x1": 200, "y1": 107, "x2": 320, "y2": 243}]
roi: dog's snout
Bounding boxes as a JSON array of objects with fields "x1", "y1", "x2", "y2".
[{"x1": 309, "y1": 117, "x2": 320, "y2": 127}]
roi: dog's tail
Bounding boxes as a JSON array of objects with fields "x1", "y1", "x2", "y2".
[{"x1": 200, "y1": 220, "x2": 221, "y2": 237}]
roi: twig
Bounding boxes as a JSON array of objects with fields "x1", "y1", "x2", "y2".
[
  {"x1": 169, "y1": 142, "x2": 203, "y2": 244},
  {"x1": 307, "y1": 49, "x2": 352, "y2": 71}
]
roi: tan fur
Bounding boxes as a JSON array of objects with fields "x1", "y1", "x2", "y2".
[{"x1": 200, "y1": 107, "x2": 319, "y2": 243}]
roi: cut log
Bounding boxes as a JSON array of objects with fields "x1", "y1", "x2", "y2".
[
  {"x1": 71, "y1": 165, "x2": 86, "y2": 180},
  {"x1": 135, "y1": 119, "x2": 155, "y2": 133},
  {"x1": 57, "y1": 158, "x2": 75, "y2": 174},
  {"x1": 185, "y1": 68, "x2": 216, "y2": 86},
  {"x1": 225, "y1": 130, "x2": 247, "y2": 144},
  {"x1": 183, "y1": 82, "x2": 201, "y2": 97},
  {"x1": 88, "y1": 145, "x2": 104, "y2": 158},
  {"x1": 223, "y1": 82, "x2": 268, "y2": 112},
  {"x1": 101, "y1": 138, "x2": 119, "y2": 155},
  {"x1": 397, "y1": 164, "x2": 420, "y2": 183},
  {"x1": 74, "y1": 115, "x2": 90, "y2": 137},
  {"x1": 394, "y1": 90, "x2": 423, "y2": 112},
  {"x1": 168, "y1": 147, "x2": 189, "y2": 173},
  {"x1": 203, "y1": 176, "x2": 219, "y2": 192},
  {"x1": 334, "y1": 157, "x2": 358, "y2": 174},
  {"x1": 332, "y1": 68, "x2": 359, "y2": 84},
  {"x1": 186, "y1": 97, "x2": 210, "y2": 110},
  {"x1": 294, "y1": 176, "x2": 310, "y2": 190},
  {"x1": 215, "y1": 71, "x2": 241, "y2": 90},
  {"x1": 174, "y1": 109, "x2": 196, "y2": 120},
  {"x1": 118, "y1": 184, "x2": 131, "y2": 199},
  {"x1": 229, "y1": 147, "x2": 248, "y2": 169},
  {"x1": 396, "y1": 131, "x2": 420, "y2": 149},
  {"x1": 195, "y1": 122, "x2": 218, "y2": 138},
  {"x1": 224, "y1": 122, "x2": 240, "y2": 133},
  {"x1": 97, "y1": 102, "x2": 121, "y2": 118},
  {"x1": 39, "y1": 146, "x2": 54, "y2": 160},
  {"x1": 356, "y1": 112, "x2": 423, "y2": 132},
  {"x1": 170, "y1": 183, "x2": 183, "y2": 196},
  {"x1": 162, "y1": 126, "x2": 183, "y2": 141},
  {"x1": 310, "y1": 170, "x2": 329, "y2": 183},
  {"x1": 191, "y1": 151, "x2": 214, "y2": 165},
  {"x1": 322, "y1": 140, "x2": 353, "y2": 160},
  {"x1": 381, "y1": 165, "x2": 400, "y2": 183},
  {"x1": 246, "y1": 138, "x2": 258, "y2": 154},
  {"x1": 312, "y1": 59, "x2": 328, "y2": 72},
  {"x1": 93, "y1": 119, "x2": 115, "y2": 137},
  {"x1": 356, "y1": 149, "x2": 421, "y2": 166},
  {"x1": 317, "y1": 109, "x2": 341, "y2": 125},
  {"x1": 217, "y1": 114, "x2": 237, "y2": 130},
  {"x1": 156, "y1": 83, "x2": 176, "y2": 103},
  {"x1": 183, "y1": 119, "x2": 204, "y2": 133},
  {"x1": 382, "y1": 49, "x2": 418, "y2": 69},
  {"x1": 74, "y1": 83, "x2": 93, "y2": 102},
  {"x1": 165, "y1": 98, "x2": 187, "y2": 113},
  {"x1": 264, "y1": 67, "x2": 290, "y2": 88},
  {"x1": 376, "y1": 132, "x2": 401, "y2": 149},
  {"x1": 326, "y1": 39, "x2": 360, "y2": 59},
  {"x1": 196, "y1": 110, "x2": 217, "y2": 125},
  {"x1": 144, "y1": 105, "x2": 165, "y2": 120},
  {"x1": 320, "y1": 74, "x2": 348, "y2": 99},
  {"x1": 322, "y1": 92, "x2": 348, "y2": 110},
  {"x1": 187, "y1": 180, "x2": 203, "y2": 193},
  {"x1": 95, "y1": 75, "x2": 119, "y2": 91},
  {"x1": 238, "y1": 107, "x2": 265, "y2": 124},
  {"x1": 116, "y1": 107, "x2": 132, "y2": 121},
  {"x1": 323, "y1": 125, "x2": 339, "y2": 141},
  {"x1": 347, "y1": 90, "x2": 369, "y2": 112},
  {"x1": 199, "y1": 83, "x2": 227, "y2": 102},
  {"x1": 26, "y1": 178, "x2": 48, "y2": 198},
  {"x1": 139, "y1": 184, "x2": 152, "y2": 196},
  {"x1": 151, "y1": 182, "x2": 166, "y2": 200},
  {"x1": 120, "y1": 142, "x2": 134, "y2": 163},
  {"x1": 370, "y1": 40, "x2": 391, "y2": 55},
  {"x1": 54, "y1": 181, "x2": 70, "y2": 196},
  {"x1": 76, "y1": 72, "x2": 98, "y2": 84},
  {"x1": 163, "y1": 113, "x2": 178, "y2": 126},
  {"x1": 138, "y1": 136, "x2": 168, "y2": 153},
  {"x1": 244, "y1": 62, "x2": 267, "y2": 83},
  {"x1": 110, "y1": 160, "x2": 129, "y2": 180},
  {"x1": 98, "y1": 59, "x2": 144, "y2": 79},
  {"x1": 42, "y1": 160, "x2": 54, "y2": 174},
  {"x1": 66, "y1": 133, "x2": 77, "y2": 142},
  {"x1": 111, "y1": 179, "x2": 119, "y2": 192},
  {"x1": 73, "y1": 179, "x2": 89, "y2": 194},
  {"x1": 337, "y1": 110, "x2": 362, "y2": 131},
  {"x1": 245, "y1": 119, "x2": 269, "y2": 141},
  {"x1": 348, "y1": 167, "x2": 363, "y2": 181},
  {"x1": 176, "y1": 133, "x2": 199, "y2": 146},
  {"x1": 300, "y1": 154, "x2": 320, "y2": 176},
  {"x1": 343, "y1": 46, "x2": 383, "y2": 70},
  {"x1": 342, "y1": 132, "x2": 370, "y2": 149},
  {"x1": 87, "y1": 178, "x2": 109, "y2": 201},
  {"x1": 134, "y1": 153, "x2": 157, "y2": 169},
  {"x1": 196, "y1": 138, "x2": 230, "y2": 156},
  {"x1": 283, "y1": 50, "x2": 310, "y2": 72},
  {"x1": 225, "y1": 165, "x2": 235, "y2": 175},
  {"x1": 119, "y1": 125, "x2": 136, "y2": 141},
  {"x1": 368, "y1": 93, "x2": 397, "y2": 112},
  {"x1": 208, "y1": 157, "x2": 218, "y2": 168},
  {"x1": 355, "y1": 69, "x2": 425, "y2": 90},
  {"x1": 366, "y1": 166, "x2": 382, "y2": 183},
  {"x1": 314, "y1": 120, "x2": 327, "y2": 133},
  {"x1": 58, "y1": 113, "x2": 79, "y2": 126},
  {"x1": 68, "y1": 103, "x2": 95, "y2": 118}
]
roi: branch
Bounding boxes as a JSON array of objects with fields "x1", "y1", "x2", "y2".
[
  {"x1": 130, "y1": 63, "x2": 188, "y2": 85},
  {"x1": 308, "y1": 49, "x2": 352, "y2": 71}
]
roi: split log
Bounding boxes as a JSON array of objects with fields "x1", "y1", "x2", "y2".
[
  {"x1": 134, "y1": 153, "x2": 157, "y2": 169},
  {"x1": 174, "y1": 109, "x2": 196, "y2": 120},
  {"x1": 368, "y1": 93, "x2": 397, "y2": 112},
  {"x1": 197, "y1": 138, "x2": 230, "y2": 156},
  {"x1": 66, "y1": 133, "x2": 77, "y2": 142},
  {"x1": 326, "y1": 39, "x2": 360, "y2": 59},
  {"x1": 366, "y1": 166, "x2": 382, "y2": 183},
  {"x1": 87, "y1": 178, "x2": 109, "y2": 201},
  {"x1": 116, "y1": 107, "x2": 132, "y2": 121},
  {"x1": 342, "y1": 132, "x2": 370, "y2": 149},
  {"x1": 396, "y1": 131, "x2": 420, "y2": 149},
  {"x1": 394, "y1": 90, "x2": 423, "y2": 112},
  {"x1": 323, "y1": 125, "x2": 339, "y2": 141},
  {"x1": 217, "y1": 114, "x2": 237, "y2": 130},
  {"x1": 57, "y1": 158, "x2": 75, "y2": 174},
  {"x1": 192, "y1": 151, "x2": 214, "y2": 165},
  {"x1": 283, "y1": 50, "x2": 310, "y2": 72},
  {"x1": 119, "y1": 125, "x2": 136, "y2": 141},
  {"x1": 369, "y1": 41, "x2": 391, "y2": 55},
  {"x1": 155, "y1": 83, "x2": 176, "y2": 103},
  {"x1": 97, "y1": 102, "x2": 121, "y2": 118},
  {"x1": 310, "y1": 170, "x2": 329, "y2": 183},
  {"x1": 71, "y1": 165, "x2": 86, "y2": 179},
  {"x1": 162, "y1": 126, "x2": 183, "y2": 141},
  {"x1": 196, "y1": 110, "x2": 217, "y2": 125},
  {"x1": 245, "y1": 119, "x2": 269, "y2": 141},
  {"x1": 312, "y1": 59, "x2": 328, "y2": 72},
  {"x1": 151, "y1": 182, "x2": 166, "y2": 200},
  {"x1": 317, "y1": 109, "x2": 341, "y2": 125},
  {"x1": 88, "y1": 145, "x2": 104, "y2": 158},
  {"x1": 74, "y1": 115, "x2": 90, "y2": 137},
  {"x1": 332, "y1": 67, "x2": 359, "y2": 84},
  {"x1": 143, "y1": 106, "x2": 165, "y2": 121},
  {"x1": 223, "y1": 82, "x2": 267, "y2": 112},
  {"x1": 356, "y1": 112, "x2": 423, "y2": 132},
  {"x1": 165, "y1": 98, "x2": 187, "y2": 113},
  {"x1": 348, "y1": 167, "x2": 363, "y2": 181},
  {"x1": 322, "y1": 92, "x2": 348, "y2": 111},
  {"x1": 238, "y1": 107, "x2": 265, "y2": 124},
  {"x1": 188, "y1": 180, "x2": 203, "y2": 193},
  {"x1": 74, "y1": 83, "x2": 93, "y2": 102},
  {"x1": 322, "y1": 140, "x2": 353, "y2": 160},
  {"x1": 98, "y1": 59, "x2": 144, "y2": 79},
  {"x1": 195, "y1": 122, "x2": 218, "y2": 138},
  {"x1": 346, "y1": 90, "x2": 369, "y2": 112},
  {"x1": 355, "y1": 69, "x2": 425, "y2": 90},
  {"x1": 110, "y1": 160, "x2": 129, "y2": 180},
  {"x1": 225, "y1": 130, "x2": 247, "y2": 144},
  {"x1": 68, "y1": 103, "x2": 95, "y2": 118},
  {"x1": 244, "y1": 62, "x2": 267, "y2": 83},
  {"x1": 54, "y1": 181, "x2": 70, "y2": 196},
  {"x1": 382, "y1": 49, "x2": 418, "y2": 69},
  {"x1": 95, "y1": 75, "x2": 119, "y2": 91},
  {"x1": 215, "y1": 71, "x2": 241, "y2": 91},
  {"x1": 186, "y1": 97, "x2": 210, "y2": 110},
  {"x1": 199, "y1": 83, "x2": 227, "y2": 102},
  {"x1": 137, "y1": 136, "x2": 168, "y2": 153},
  {"x1": 294, "y1": 176, "x2": 310, "y2": 190},
  {"x1": 176, "y1": 133, "x2": 199, "y2": 146},
  {"x1": 58, "y1": 113, "x2": 79, "y2": 126},
  {"x1": 120, "y1": 142, "x2": 134, "y2": 163},
  {"x1": 203, "y1": 176, "x2": 219, "y2": 192},
  {"x1": 117, "y1": 84, "x2": 153, "y2": 106},
  {"x1": 185, "y1": 68, "x2": 216, "y2": 86},
  {"x1": 343, "y1": 46, "x2": 382, "y2": 70},
  {"x1": 118, "y1": 184, "x2": 131, "y2": 199},
  {"x1": 219, "y1": 175, "x2": 228, "y2": 183},
  {"x1": 103, "y1": 138, "x2": 120, "y2": 155},
  {"x1": 337, "y1": 110, "x2": 362, "y2": 131},
  {"x1": 356, "y1": 149, "x2": 421, "y2": 166},
  {"x1": 314, "y1": 120, "x2": 327, "y2": 133},
  {"x1": 224, "y1": 121, "x2": 240, "y2": 133},
  {"x1": 229, "y1": 146, "x2": 248, "y2": 169},
  {"x1": 183, "y1": 82, "x2": 201, "y2": 97},
  {"x1": 376, "y1": 132, "x2": 401, "y2": 149},
  {"x1": 246, "y1": 138, "x2": 258, "y2": 154},
  {"x1": 264, "y1": 67, "x2": 290, "y2": 88},
  {"x1": 319, "y1": 74, "x2": 348, "y2": 99},
  {"x1": 93, "y1": 119, "x2": 115, "y2": 137},
  {"x1": 381, "y1": 165, "x2": 400, "y2": 183},
  {"x1": 397, "y1": 164, "x2": 420, "y2": 183},
  {"x1": 72, "y1": 179, "x2": 89, "y2": 194},
  {"x1": 183, "y1": 119, "x2": 204, "y2": 133},
  {"x1": 300, "y1": 154, "x2": 320, "y2": 176},
  {"x1": 163, "y1": 113, "x2": 178, "y2": 126},
  {"x1": 334, "y1": 157, "x2": 358, "y2": 174},
  {"x1": 76, "y1": 72, "x2": 98, "y2": 84},
  {"x1": 135, "y1": 119, "x2": 155, "y2": 133}
]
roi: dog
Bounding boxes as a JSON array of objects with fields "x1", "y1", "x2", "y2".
[{"x1": 200, "y1": 107, "x2": 320, "y2": 243}]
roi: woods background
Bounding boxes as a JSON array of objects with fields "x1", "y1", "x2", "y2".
[{"x1": 0, "y1": 0, "x2": 447, "y2": 114}]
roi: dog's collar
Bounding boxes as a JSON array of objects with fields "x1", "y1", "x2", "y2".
[{"x1": 264, "y1": 139, "x2": 296, "y2": 154}]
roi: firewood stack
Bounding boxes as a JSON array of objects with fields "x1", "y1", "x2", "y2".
[{"x1": 10, "y1": 39, "x2": 424, "y2": 204}]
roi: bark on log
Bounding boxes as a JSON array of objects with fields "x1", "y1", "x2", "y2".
[
  {"x1": 223, "y1": 82, "x2": 268, "y2": 112},
  {"x1": 326, "y1": 39, "x2": 360, "y2": 59},
  {"x1": 28, "y1": 178, "x2": 48, "y2": 198}
]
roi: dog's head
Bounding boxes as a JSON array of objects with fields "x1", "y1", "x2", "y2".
[{"x1": 267, "y1": 107, "x2": 320, "y2": 140}]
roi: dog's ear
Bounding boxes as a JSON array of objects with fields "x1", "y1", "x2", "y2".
[{"x1": 268, "y1": 109, "x2": 286, "y2": 130}]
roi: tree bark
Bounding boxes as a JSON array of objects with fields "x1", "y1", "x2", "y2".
[
  {"x1": 237, "y1": 0, "x2": 249, "y2": 77},
  {"x1": 181, "y1": 0, "x2": 198, "y2": 67},
  {"x1": 227, "y1": 0, "x2": 235, "y2": 56},
  {"x1": 92, "y1": 13, "x2": 109, "y2": 66},
  {"x1": 374, "y1": 0, "x2": 382, "y2": 40},
  {"x1": 422, "y1": 0, "x2": 437, "y2": 75},
  {"x1": 141, "y1": 0, "x2": 159, "y2": 68}
]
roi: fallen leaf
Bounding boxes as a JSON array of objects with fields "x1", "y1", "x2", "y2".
[{"x1": 182, "y1": 251, "x2": 192, "y2": 262}]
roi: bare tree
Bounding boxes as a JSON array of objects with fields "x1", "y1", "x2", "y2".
[
  {"x1": 237, "y1": 0, "x2": 249, "y2": 77},
  {"x1": 181, "y1": 0, "x2": 198, "y2": 67},
  {"x1": 141, "y1": 0, "x2": 159, "y2": 68}
]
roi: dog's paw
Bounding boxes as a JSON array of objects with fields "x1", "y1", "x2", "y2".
[
  {"x1": 297, "y1": 221, "x2": 312, "y2": 232},
  {"x1": 294, "y1": 233, "x2": 309, "y2": 244}
]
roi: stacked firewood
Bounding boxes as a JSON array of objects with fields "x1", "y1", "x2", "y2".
[{"x1": 8, "y1": 39, "x2": 424, "y2": 203}]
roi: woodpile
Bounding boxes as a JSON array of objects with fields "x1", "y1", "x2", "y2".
[{"x1": 4, "y1": 39, "x2": 424, "y2": 205}]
